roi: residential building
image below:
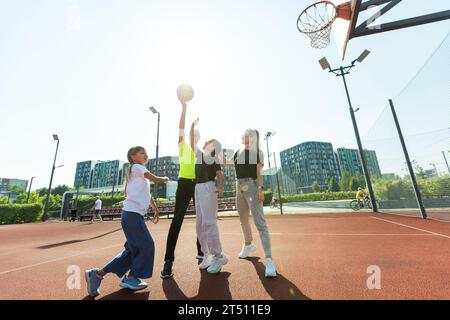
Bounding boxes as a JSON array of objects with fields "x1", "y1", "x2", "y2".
[
  {"x1": 280, "y1": 141, "x2": 339, "y2": 193},
  {"x1": 336, "y1": 148, "x2": 381, "y2": 177}
]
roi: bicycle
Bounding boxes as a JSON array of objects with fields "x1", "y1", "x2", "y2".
[
  {"x1": 270, "y1": 198, "x2": 280, "y2": 209},
  {"x1": 350, "y1": 197, "x2": 379, "y2": 211}
]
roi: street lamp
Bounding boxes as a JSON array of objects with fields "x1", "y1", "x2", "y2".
[
  {"x1": 429, "y1": 162, "x2": 438, "y2": 176},
  {"x1": 443, "y1": 151, "x2": 450, "y2": 174},
  {"x1": 264, "y1": 131, "x2": 283, "y2": 215},
  {"x1": 26, "y1": 176, "x2": 36, "y2": 203},
  {"x1": 319, "y1": 50, "x2": 378, "y2": 213},
  {"x1": 43, "y1": 134, "x2": 60, "y2": 221},
  {"x1": 149, "y1": 106, "x2": 160, "y2": 201}
]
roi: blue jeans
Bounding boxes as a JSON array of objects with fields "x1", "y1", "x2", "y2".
[{"x1": 103, "y1": 210, "x2": 155, "y2": 279}]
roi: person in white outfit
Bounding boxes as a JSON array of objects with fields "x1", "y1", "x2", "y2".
[
  {"x1": 190, "y1": 118, "x2": 227, "y2": 274},
  {"x1": 90, "y1": 196, "x2": 103, "y2": 223}
]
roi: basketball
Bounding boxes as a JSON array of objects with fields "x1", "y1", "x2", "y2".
[{"x1": 177, "y1": 84, "x2": 194, "y2": 102}]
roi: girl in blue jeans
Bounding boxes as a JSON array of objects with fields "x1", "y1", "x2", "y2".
[{"x1": 85, "y1": 146, "x2": 169, "y2": 297}]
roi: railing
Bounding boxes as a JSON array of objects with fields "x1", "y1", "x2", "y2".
[{"x1": 78, "y1": 199, "x2": 237, "y2": 221}]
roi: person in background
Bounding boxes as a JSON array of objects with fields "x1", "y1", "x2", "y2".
[{"x1": 90, "y1": 196, "x2": 103, "y2": 224}]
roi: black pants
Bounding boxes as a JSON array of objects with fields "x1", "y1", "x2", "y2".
[{"x1": 164, "y1": 179, "x2": 203, "y2": 262}]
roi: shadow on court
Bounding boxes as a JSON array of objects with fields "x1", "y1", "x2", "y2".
[
  {"x1": 246, "y1": 257, "x2": 311, "y2": 300},
  {"x1": 163, "y1": 270, "x2": 232, "y2": 300},
  {"x1": 36, "y1": 228, "x2": 123, "y2": 249},
  {"x1": 82, "y1": 289, "x2": 150, "y2": 300}
]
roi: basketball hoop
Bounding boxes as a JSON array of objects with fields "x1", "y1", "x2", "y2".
[{"x1": 297, "y1": 1, "x2": 352, "y2": 49}]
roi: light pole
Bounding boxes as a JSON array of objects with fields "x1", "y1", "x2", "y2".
[
  {"x1": 319, "y1": 50, "x2": 378, "y2": 213},
  {"x1": 43, "y1": 134, "x2": 60, "y2": 221},
  {"x1": 272, "y1": 152, "x2": 283, "y2": 215},
  {"x1": 429, "y1": 162, "x2": 438, "y2": 177},
  {"x1": 26, "y1": 176, "x2": 36, "y2": 203},
  {"x1": 264, "y1": 131, "x2": 283, "y2": 215},
  {"x1": 443, "y1": 151, "x2": 450, "y2": 174},
  {"x1": 149, "y1": 106, "x2": 160, "y2": 201},
  {"x1": 111, "y1": 162, "x2": 118, "y2": 199}
]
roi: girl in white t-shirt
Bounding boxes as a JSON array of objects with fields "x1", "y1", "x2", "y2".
[{"x1": 85, "y1": 146, "x2": 169, "y2": 297}]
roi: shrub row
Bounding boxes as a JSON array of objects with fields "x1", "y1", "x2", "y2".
[{"x1": 0, "y1": 204, "x2": 43, "y2": 225}]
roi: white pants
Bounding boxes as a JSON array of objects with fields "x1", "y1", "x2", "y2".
[{"x1": 195, "y1": 181, "x2": 223, "y2": 257}]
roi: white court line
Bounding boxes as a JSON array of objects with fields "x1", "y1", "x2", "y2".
[
  {"x1": 221, "y1": 232, "x2": 433, "y2": 236},
  {"x1": 380, "y1": 211, "x2": 450, "y2": 223},
  {"x1": 0, "y1": 244, "x2": 123, "y2": 276},
  {"x1": 371, "y1": 216, "x2": 450, "y2": 239}
]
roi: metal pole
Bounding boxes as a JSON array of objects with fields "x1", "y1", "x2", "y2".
[
  {"x1": 265, "y1": 135, "x2": 274, "y2": 192},
  {"x1": 155, "y1": 112, "x2": 160, "y2": 201},
  {"x1": 26, "y1": 177, "x2": 35, "y2": 203},
  {"x1": 111, "y1": 164, "x2": 117, "y2": 200},
  {"x1": 339, "y1": 66, "x2": 378, "y2": 212},
  {"x1": 389, "y1": 99, "x2": 427, "y2": 219},
  {"x1": 44, "y1": 139, "x2": 60, "y2": 221},
  {"x1": 273, "y1": 153, "x2": 283, "y2": 215},
  {"x1": 443, "y1": 151, "x2": 450, "y2": 174},
  {"x1": 265, "y1": 137, "x2": 272, "y2": 168}
]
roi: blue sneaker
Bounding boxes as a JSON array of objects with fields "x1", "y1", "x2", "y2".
[
  {"x1": 85, "y1": 268, "x2": 103, "y2": 297},
  {"x1": 119, "y1": 275, "x2": 148, "y2": 291}
]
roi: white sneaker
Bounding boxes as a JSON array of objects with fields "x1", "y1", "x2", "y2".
[
  {"x1": 199, "y1": 254, "x2": 213, "y2": 270},
  {"x1": 207, "y1": 255, "x2": 228, "y2": 274},
  {"x1": 265, "y1": 258, "x2": 277, "y2": 278},
  {"x1": 239, "y1": 243, "x2": 257, "y2": 259}
]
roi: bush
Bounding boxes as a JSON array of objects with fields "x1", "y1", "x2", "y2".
[
  {"x1": 281, "y1": 191, "x2": 355, "y2": 202},
  {"x1": 263, "y1": 191, "x2": 273, "y2": 206},
  {"x1": 0, "y1": 204, "x2": 43, "y2": 225}
]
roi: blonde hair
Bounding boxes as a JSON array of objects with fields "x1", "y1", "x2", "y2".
[{"x1": 126, "y1": 146, "x2": 146, "y2": 181}]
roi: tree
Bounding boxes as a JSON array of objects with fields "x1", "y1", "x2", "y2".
[
  {"x1": 36, "y1": 187, "x2": 49, "y2": 197},
  {"x1": 349, "y1": 177, "x2": 359, "y2": 191},
  {"x1": 339, "y1": 171, "x2": 351, "y2": 191},
  {"x1": 0, "y1": 196, "x2": 9, "y2": 204},
  {"x1": 328, "y1": 177, "x2": 340, "y2": 192},
  {"x1": 355, "y1": 173, "x2": 367, "y2": 188},
  {"x1": 7, "y1": 185, "x2": 26, "y2": 195},
  {"x1": 52, "y1": 185, "x2": 71, "y2": 196},
  {"x1": 312, "y1": 181, "x2": 321, "y2": 193},
  {"x1": 14, "y1": 191, "x2": 40, "y2": 204}
]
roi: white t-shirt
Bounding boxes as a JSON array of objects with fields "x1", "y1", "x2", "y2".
[
  {"x1": 94, "y1": 199, "x2": 102, "y2": 210},
  {"x1": 123, "y1": 164, "x2": 151, "y2": 216}
]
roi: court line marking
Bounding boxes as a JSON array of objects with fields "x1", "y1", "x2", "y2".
[
  {"x1": 221, "y1": 232, "x2": 433, "y2": 236},
  {"x1": 380, "y1": 211, "x2": 450, "y2": 223},
  {"x1": 370, "y1": 216, "x2": 450, "y2": 239},
  {"x1": 0, "y1": 244, "x2": 123, "y2": 276}
]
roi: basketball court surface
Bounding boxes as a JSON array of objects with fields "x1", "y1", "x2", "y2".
[{"x1": 0, "y1": 212, "x2": 449, "y2": 300}]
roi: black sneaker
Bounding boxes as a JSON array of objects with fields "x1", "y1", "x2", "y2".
[{"x1": 160, "y1": 260, "x2": 174, "y2": 279}]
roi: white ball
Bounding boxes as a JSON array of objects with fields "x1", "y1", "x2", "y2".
[{"x1": 177, "y1": 84, "x2": 194, "y2": 102}]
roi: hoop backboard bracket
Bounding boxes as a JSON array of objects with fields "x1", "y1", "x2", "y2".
[{"x1": 334, "y1": 0, "x2": 450, "y2": 60}]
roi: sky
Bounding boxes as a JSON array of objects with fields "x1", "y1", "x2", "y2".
[{"x1": 0, "y1": 0, "x2": 449, "y2": 190}]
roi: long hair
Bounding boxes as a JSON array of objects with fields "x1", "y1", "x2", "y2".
[
  {"x1": 126, "y1": 146, "x2": 146, "y2": 182},
  {"x1": 204, "y1": 139, "x2": 223, "y2": 165},
  {"x1": 241, "y1": 128, "x2": 262, "y2": 164}
]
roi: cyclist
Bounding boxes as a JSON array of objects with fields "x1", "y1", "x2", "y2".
[{"x1": 355, "y1": 187, "x2": 368, "y2": 206}]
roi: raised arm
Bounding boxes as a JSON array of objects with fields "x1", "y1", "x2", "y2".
[
  {"x1": 178, "y1": 101, "x2": 187, "y2": 145},
  {"x1": 190, "y1": 118, "x2": 199, "y2": 152}
]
